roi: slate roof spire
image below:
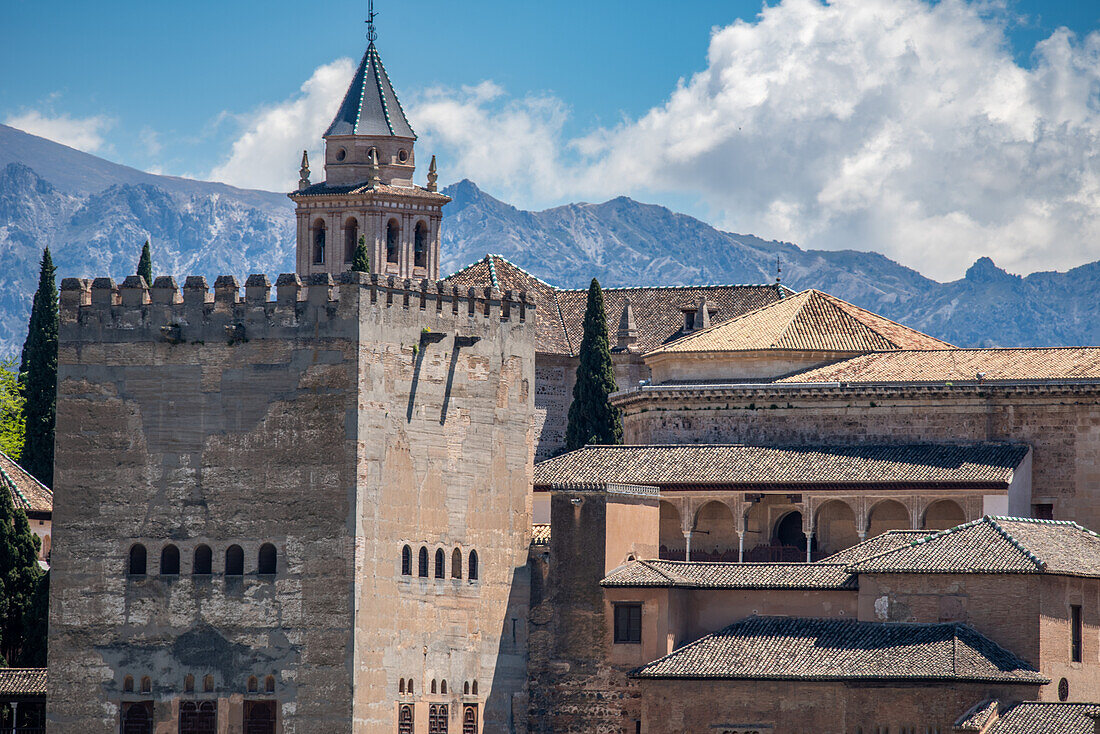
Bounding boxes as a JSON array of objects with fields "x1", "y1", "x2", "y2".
[{"x1": 325, "y1": 9, "x2": 415, "y2": 139}]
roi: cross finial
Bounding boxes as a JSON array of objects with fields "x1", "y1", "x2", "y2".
[{"x1": 366, "y1": 0, "x2": 377, "y2": 42}]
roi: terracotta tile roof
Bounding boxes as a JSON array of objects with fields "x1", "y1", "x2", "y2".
[
  {"x1": 955, "y1": 699, "x2": 1001, "y2": 731},
  {"x1": 630, "y1": 616, "x2": 1047, "y2": 683},
  {"x1": 601, "y1": 560, "x2": 857, "y2": 590},
  {"x1": 443, "y1": 255, "x2": 788, "y2": 356},
  {"x1": 647, "y1": 289, "x2": 950, "y2": 356},
  {"x1": 531, "y1": 523, "x2": 550, "y2": 546},
  {"x1": 848, "y1": 516, "x2": 1100, "y2": 578},
  {"x1": 0, "y1": 668, "x2": 46, "y2": 696},
  {"x1": 985, "y1": 702, "x2": 1100, "y2": 734},
  {"x1": 779, "y1": 347, "x2": 1100, "y2": 384},
  {"x1": 533, "y1": 443, "x2": 1028, "y2": 489},
  {"x1": 817, "y1": 530, "x2": 933, "y2": 564},
  {"x1": 0, "y1": 451, "x2": 51, "y2": 514}
]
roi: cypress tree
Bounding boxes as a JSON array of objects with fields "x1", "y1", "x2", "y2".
[
  {"x1": 564, "y1": 278, "x2": 623, "y2": 451},
  {"x1": 19, "y1": 248, "x2": 58, "y2": 488},
  {"x1": 137, "y1": 239, "x2": 152, "y2": 285},
  {"x1": 20, "y1": 571, "x2": 48, "y2": 666},
  {"x1": 351, "y1": 235, "x2": 370, "y2": 273},
  {"x1": 0, "y1": 480, "x2": 42, "y2": 664}
]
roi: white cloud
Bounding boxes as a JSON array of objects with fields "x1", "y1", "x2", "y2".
[
  {"x1": 5, "y1": 110, "x2": 113, "y2": 153},
  {"x1": 212, "y1": 0, "x2": 1100, "y2": 279},
  {"x1": 410, "y1": 0, "x2": 1100, "y2": 280},
  {"x1": 208, "y1": 58, "x2": 355, "y2": 191}
]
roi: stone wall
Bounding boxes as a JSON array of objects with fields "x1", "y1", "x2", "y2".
[
  {"x1": 49, "y1": 273, "x2": 537, "y2": 734},
  {"x1": 634, "y1": 678, "x2": 1041, "y2": 734},
  {"x1": 616, "y1": 384, "x2": 1100, "y2": 530}
]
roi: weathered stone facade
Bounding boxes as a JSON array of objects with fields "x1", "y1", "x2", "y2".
[{"x1": 48, "y1": 273, "x2": 536, "y2": 734}]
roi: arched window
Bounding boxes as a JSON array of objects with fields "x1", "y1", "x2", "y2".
[
  {"x1": 452, "y1": 548, "x2": 462, "y2": 579},
  {"x1": 463, "y1": 705, "x2": 478, "y2": 734},
  {"x1": 129, "y1": 544, "x2": 147, "y2": 576},
  {"x1": 184, "y1": 674, "x2": 194, "y2": 692},
  {"x1": 398, "y1": 704, "x2": 414, "y2": 734},
  {"x1": 344, "y1": 217, "x2": 359, "y2": 263},
  {"x1": 429, "y1": 704, "x2": 448, "y2": 734},
  {"x1": 258, "y1": 543, "x2": 277, "y2": 575},
  {"x1": 435, "y1": 548, "x2": 445, "y2": 579},
  {"x1": 225, "y1": 545, "x2": 244, "y2": 576},
  {"x1": 123, "y1": 675, "x2": 134, "y2": 693},
  {"x1": 203, "y1": 674, "x2": 214, "y2": 693},
  {"x1": 407, "y1": 679, "x2": 414, "y2": 695},
  {"x1": 468, "y1": 550, "x2": 478, "y2": 581},
  {"x1": 400, "y1": 679, "x2": 406, "y2": 694},
  {"x1": 140, "y1": 676, "x2": 152, "y2": 694},
  {"x1": 431, "y1": 680, "x2": 437, "y2": 694},
  {"x1": 386, "y1": 219, "x2": 400, "y2": 264},
  {"x1": 247, "y1": 676, "x2": 258, "y2": 693},
  {"x1": 414, "y1": 222, "x2": 428, "y2": 268},
  {"x1": 160, "y1": 545, "x2": 180, "y2": 576},
  {"x1": 313, "y1": 220, "x2": 326, "y2": 264},
  {"x1": 471, "y1": 680, "x2": 477, "y2": 695},
  {"x1": 441, "y1": 680, "x2": 447, "y2": 695},
  {"x1": 418, "y1": 546, "x2": 429, "y2": 577},
  {"x1": 193, "y1": 545, "x2": 212, "y2": 575},
  {"x1": 121, "y1": 702, "x2": 153, "y2": 734},
  {"x1": 463, "y1": 681, "x2": 469, "y2": 695},
  {"x1": 264, "y1": 675, "x2": 275, "y2": 693},
  {"x1": 243, "y1": 701, "x2": 275, "y2": 734},
  {"x1": 402, "y1": 545, "x2": 412, "y2": 576}
]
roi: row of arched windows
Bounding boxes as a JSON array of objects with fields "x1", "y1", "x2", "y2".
[
  {"x1": 128, "y1": 543, "x2": 277, "y2": 577},
  {"x1": 400, "y1": 703, "x2": 477, "y2": 734},
  {"x1": 397, "y1": 678, "x2": 478, "y2": 697},
  {"x1": 312, "y1": 218, "x2": 429, "y2": 269},
  {"x1": 401, "y1": 546, "x2": 478, "y2": 581},
  {"x1": 123, "y1": 673, "x2": 275, "y2": 694}
]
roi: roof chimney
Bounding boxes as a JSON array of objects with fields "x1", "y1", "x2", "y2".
[
  {"x1": 696, "y1": 296, "x2": 711, "y2": 330},
  {"x1": 617, "y1": 298, "x2": 638, "y2": 349}
]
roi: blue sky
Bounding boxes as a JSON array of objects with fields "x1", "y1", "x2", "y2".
[{"x1": 3, "y1": 0, "x2": 1100, "y2": 279}]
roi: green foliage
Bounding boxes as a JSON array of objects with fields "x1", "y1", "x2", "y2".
[
  {"x1": 137, "y1": 240, "x2": 153, "y2": 285},
  {"x1": 0, "y1": 477, "x2": 43, "y2": 665},
  {"x1": 20, "y1": 571, "x2": 48, "y2": 667},
  {"x1": 0, "y1": 359, "x2": 25, "y2": 461},
  {"x1": 351, "y1": 235, "x2": 370, "y2": 273},
  {"x1": 565, "y1": 278, "x2": 623, "y2": 451},
  {"x1": 19, "y1": 248, "x2": 58, "y2": 488}
]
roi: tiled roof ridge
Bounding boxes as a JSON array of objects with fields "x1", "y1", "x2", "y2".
[
  {"x1": 845, "y1": 516, "x2": 1048, "y2": 573},
  {"x1": 484, "y1": 254, "x2": 561, "y2": 290},
  {"x1": 636, "y1": 559, "x2": 689, "y2": 585},
  {"x1": 648, "y1": 559, "x2": 849, "y2": 568},
  {"x1": 486, "y1": 256, "x2": 500, "y2": 290},
  {"x1": 557, "y1": 283, "x2": 793, "y2": 293},
  {"x1": 814, "y1": 289, "x2": 954, "y2": 349},
  {"x1": 0, "y1": 450, "x2": 48, "y2": 510},
  {"x1": 548, "y1": 440, "x2": 1028, "y2": 451},
  {"x1": 647, "y1": 289, "x2": 808, "y2": 354},
  {"x1": 368, "y1": 43, "x2": 415, "y2": 139}
]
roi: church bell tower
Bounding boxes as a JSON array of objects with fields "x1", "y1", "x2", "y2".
[{"x1": 289, "y1": 10, "x2": 450, "y2": 280}]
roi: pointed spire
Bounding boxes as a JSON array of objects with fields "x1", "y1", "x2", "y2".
[
  {"x1": 617, "y1": 297, "x2": 638, "y2": 350},
  {"x1": 298, "y1": 150, "x2": 311, "y2": 190},
  {"x1": 325, "y1": 37, "x2": 415, "y2": 138},
  {"x1": 427, "y1": 155, "x2": 438, "y2": 192},
  {"x1": 368, "y1": 148, "x2": 381, "y2": 188}
]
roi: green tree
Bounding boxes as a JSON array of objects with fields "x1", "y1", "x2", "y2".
[
  {"x1": 564, "y1": 278, "x2": 623, "y2": 451},
  {"x1": 137, "y1": 239, "x2": 152, "y2": 285},
  {"x1": 19, "y1": 248, "x2": 58, "y2": 488},
  {"x1": 351, "y1": 235, "x2": 370, "y2": 273},
  {"x1": 20, "y1": 571, "x2": 48, "y2": 666},
  {"x1": 0, "y1": 359, "x2": 25, "y2": 461},
  {"x1": 0, "y1": 479, "x2": 42, "y2": 665}
]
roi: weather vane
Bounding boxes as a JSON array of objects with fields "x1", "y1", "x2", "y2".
[{"x1": 366, "y1": 0, "x2": 377, "y2": 42}]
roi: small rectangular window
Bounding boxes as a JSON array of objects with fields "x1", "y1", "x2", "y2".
[
  {"x1": 614, "y1": 603, "x2": 642, "y2": 644},
  {"x1": 1071, "y1": 604, "x2": 1082, "y2": 662}
]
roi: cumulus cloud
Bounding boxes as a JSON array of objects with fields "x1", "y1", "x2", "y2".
[
  {"x1": 212, "y1": 0, "x2": 1100, "y2": 279},
  {"x1": 208, "y1": 58, "x2": 355, "y2": 191},
  {"x1": 415, "y1": 0, "x2": 1100, "y2": 280},
  {"x1": 5, "y1": 110, "x2": 113, "y2": 153}
]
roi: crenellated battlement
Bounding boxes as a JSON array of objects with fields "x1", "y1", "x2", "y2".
[{"x1": 60, "y1": 272, "x2": 536, "y2": 344}]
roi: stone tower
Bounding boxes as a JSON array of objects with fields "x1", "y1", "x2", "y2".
[
  {"x1": 48, "y1": 274, "x2": 536, "y2": 733},
  {"x1": 289, "y1": 31, "x2": 450, "y2": 280}
]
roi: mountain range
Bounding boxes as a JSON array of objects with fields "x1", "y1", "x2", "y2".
[{"x1": 2, "y1": 122, "x2": 1099, "y2": 355}]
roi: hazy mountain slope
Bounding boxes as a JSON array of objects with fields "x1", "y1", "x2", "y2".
[{"x1": 1, "y1": 125, "x2": 1098, "y2": 355}]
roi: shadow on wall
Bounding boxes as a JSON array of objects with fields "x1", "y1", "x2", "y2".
[{"x1": 486, "y1": 563, "x2": 531, "y2": 734}]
